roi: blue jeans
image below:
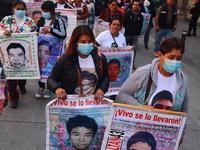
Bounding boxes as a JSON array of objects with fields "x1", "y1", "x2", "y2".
[
  {"x1": 125, "y1": 34, "x2": 138, "y2": 63},
  {"x1": 144, "y1": 23, "x2": 152, "y2": 46},
  {"x1": 154, "y1": 29, "x2": 173, "y2": 52}
]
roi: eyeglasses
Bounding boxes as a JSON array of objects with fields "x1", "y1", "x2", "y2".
[{"x1": 111, "y1": 42, "x2": 118, "y2": 48}]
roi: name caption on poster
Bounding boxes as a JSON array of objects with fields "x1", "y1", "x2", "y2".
[{"x1": 115, "y1": 109, "x2": 181, "y2": 124}]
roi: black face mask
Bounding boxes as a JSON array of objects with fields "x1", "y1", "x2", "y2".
[{"x1": 111, "y1": 42, "x2": 118, "y2": 48}]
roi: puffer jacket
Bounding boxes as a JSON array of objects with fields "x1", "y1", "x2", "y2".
[{"x1": 47, "y1": 50, "x2": 110, "y2": 94}]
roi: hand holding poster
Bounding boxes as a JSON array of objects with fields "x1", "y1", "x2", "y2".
[
  {"x1": 46, "y1": 95, "x2": 111, "y2": 150},
  {"x1": 98, "y1": 47, "x2": 134, "y2": 96},
  {"x1": 101, "y1": 103, "x2": 187, "y2": 150}
]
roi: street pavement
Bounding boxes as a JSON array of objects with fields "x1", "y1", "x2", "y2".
[{"x1": 0, "y1": 17, "x2": 200, "y2": 150}]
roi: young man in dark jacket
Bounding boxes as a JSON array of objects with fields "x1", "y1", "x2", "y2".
[
  {"x1": 124, "y1": 0, "x2": 143, "y2": 70},
  {"x1": 187, "y1": 0, "x2": 200, "y2": 36}
]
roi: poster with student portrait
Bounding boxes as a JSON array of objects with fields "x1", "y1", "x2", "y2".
[
  {"x1": 55, "y1": 8, "x2": 77, "y2": 44},
  {"x1": 98, "y1": 47, "x2": 134, "y2": 96},
  {"x1": 0, "y1": 79, "x2": 6, "y2": 116},
  {"x1": 101, "y1": 103, "x2": 187, "y2": 150},
  {"x1": 46, "y1": 95, "x2": 111, "y2": 150},
  {"x1": 26, "y1": 3, "x2": 43, "y2": 25},
  {"x1": 0, "y1": 33, "x2": 40, "y2": 79},
  {"x1": 38, "y1": 34, "x2": 65, "y2": 82},
  {"x1": 139, "y1": 13, "x2": 151, "y2": 38}
]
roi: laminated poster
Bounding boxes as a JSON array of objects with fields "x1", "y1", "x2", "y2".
[
  {"x1": 46, "y1": 95, "x2": 112, "y2": 150},
  {"x1": 101, "y1": 103, "x2": 187, "y2": 150}
]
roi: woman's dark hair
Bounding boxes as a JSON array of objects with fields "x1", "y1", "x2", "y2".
[
  {"x1": 109, "y1": 16, "x2": 122, "y2": 28},
  {"x1": 41, "y1": 1, "x2": 55, "y2": 15},
  {"x1": 127, "y1": 131, "x2": 156, "y2": 150},
  {"x1": 160, "y1": 37, "x2": 185, "y2": 55},
  {"x1": 108, "y1": 0, "x2": 118, "y2": 5},
  {"x1": 66, "y1": 25, "x2": 96, "y2": 56},
  {"x1": 13, "y1": 0, "x2": 26, "y2": 9}
]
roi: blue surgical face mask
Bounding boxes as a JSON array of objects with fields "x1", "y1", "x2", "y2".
[
  {"x1": 15, "y1": 10, "x2": 26, "y2": 18},
  {"x1": 77, "y1": 43, "x2": 94, "y2": 55},
  {"x1": 42, "y1": 12, "x2": 51, "y2": 19},
  {"x1": 163, "y1": 59, "x2": 182, "y2": 73}
]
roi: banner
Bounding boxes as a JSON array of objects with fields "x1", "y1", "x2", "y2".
[
  {"x1": 46, "y1": 95, "x2": 111, "y2": 150},
  {"x1": 38, "y1": 34, "x2": 65, "y2": 82},
  {"x1": 0, "y1": 79, "x2": 6, "y2": 116},
  {"x1": 26, "y1": 2, "x2": 43, "y2": 24},
  {"x1": 98, "y1": 47, "x2": 134, "y2": 96},
  {"x1": 139, "y1": 13, "x2": 151, "y2": 38},
  {"x1": 55, "y1": 8, "x2": 77, "y2": 44},
  {"x1": 101, "y1": 103, "x2": 187, "y2": 150},
  {"x1": 93, "y1": 21, "x2": 125, "y2": 38},
  {"x1": 0, "y1": 33, "x2": 40, "y2": 79}
]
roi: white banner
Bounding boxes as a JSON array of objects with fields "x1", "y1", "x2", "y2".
[{"x1": 0, "y1": 33, "x2": 40, "y2": 79}]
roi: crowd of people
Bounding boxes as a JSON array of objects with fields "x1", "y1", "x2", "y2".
[{"x1": 0, "y1": 0, "x2": 198, "y2": 147}]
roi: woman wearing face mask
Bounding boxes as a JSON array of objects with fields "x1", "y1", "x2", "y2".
[
  {"x1": 47, "y1": 25, "x2": 109, "y2": 99},
  {"x1": 98, "y1": 0, "x2": 123, "y2": 24},
  {"x1": 0, "y1": 0, "x2": 37, "y2": 108},
  {"x1": 36, "y1": 1, "x2": 67, "y2": 99},
  {"x1": 118, "y1": 37, "x2": 189, "y2": 145}
]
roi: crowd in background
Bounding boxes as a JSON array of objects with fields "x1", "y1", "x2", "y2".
[{"x1": 0, "y1": 0, "x2": 199, "y2": 146}]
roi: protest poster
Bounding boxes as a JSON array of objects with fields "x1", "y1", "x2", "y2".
[
  {"x1": 98, "y1": 47, "x2": 134, "y2": 96},
  {"x1": 46, "y1": 95, "x2": 111, "y2": 150},
  {"x1": 101, "y1": 103, "x2": 187, "y2": 150},
  {"x1": 0, "y1": 79, "x2": 6, "y2": 116},
  {"x1": 38, "y1": 34, "x2": 65, "y2": 82},
  {"x1": 0, "y1": 33, "x2": 40, "y2": 79},
  {"x1": 139, "y1": 13, "x2": 151, "y2": 38},
  {"x1": 26, "y1": 2, "x2": 43, "y2": 24},
  {"x1": 93, "y1": 21, "x2": 125, "y2": 38},
  {"x1": 55, "y1": 8, "x2": 77, "y2": 44}
]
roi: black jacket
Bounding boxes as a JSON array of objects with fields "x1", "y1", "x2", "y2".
[
  {"x1": 158, "y1": 4, "x2": 177, "y2": 29},
  {"x1": 37, "y1": 16, "x2": 67, "y2": 39},
  {"x1": 124, "y1": 10, "x2": 143, "y2": 36},
  {"x1": 47, "y1": 50, "x2": 110, "y2": 94}
]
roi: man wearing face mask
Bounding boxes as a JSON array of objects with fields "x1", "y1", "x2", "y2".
[
  {"x1": 36, "y1": 1, "x2": 67, "y2": 99},
  {"x1": 118, "y1": 37, "x2": 189, "y2": 146}
]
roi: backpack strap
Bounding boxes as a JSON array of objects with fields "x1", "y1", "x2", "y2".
[{"x1": 144, "y1": 72, "x2": 152, "y2": 102}]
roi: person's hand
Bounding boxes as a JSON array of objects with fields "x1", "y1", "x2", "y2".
[
  {"x1": 155, "y1": 26, "x2": 160, "y2": 32},
  {"x1": 172, "y1": 26, "x2": 177, "y2": 32},
  {"x1": 94, "y1": 88, "x2": 104, "y2": 99},
  {"x1": 144, "y1": 105, "x2": 153, "y2": 109},
  {"x1": 3, "y1": 30, "x2": 11, "y2": 36},
  {"x1": 179, "y1": 138, "x2": 183, "y2": 146},
  {"x1": 55, "y1": 88, "x2": 67, "y2": 100},
  {"x1": 131, "y1": 45, "x2": 135, "y2": 51},
  {"x1": 98, "y1": 19, "x2": 103, "y2": 22},
  {"x1": 41, "y1": 26, "x2": 51, "y2": 34}
]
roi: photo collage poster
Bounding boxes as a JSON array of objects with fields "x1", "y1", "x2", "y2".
[
  {"x1": 46, "y1": 95, "x2": 111, "y2": 150},
  {"x1": 0, "y1": 33, "x2": 40, "y2": 79},
  {"x1": 38, "y1": 34, "x2": 65, "y2": 82},
  {"x1": 98, "y1": 47, "x2": 134, "y2": 96},
  {"x1": 101, "y1": 103, "x2": 187, "y2": 150}
]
